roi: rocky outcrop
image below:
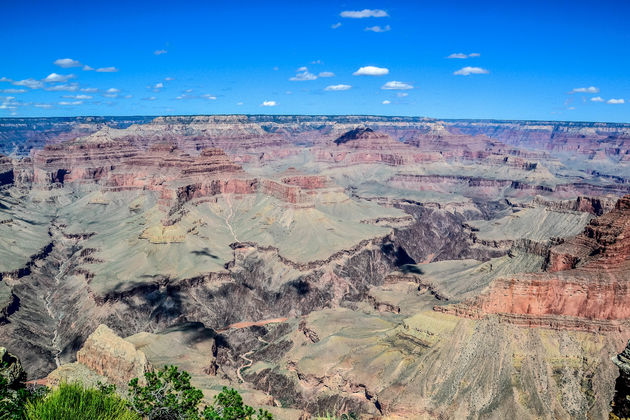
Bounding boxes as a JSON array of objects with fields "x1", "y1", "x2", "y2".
[
  {"x1": 440, "y1": 195, "x2": 630, "y2": 329},
  {"x1": 611, "y1": 340, "x2": 630, "y2": 419},
  {"x1": 548, "y1": 195, "x2": 630, "y2": 272},
  {"x1": 0, "y1": 347, "x2": 26, "y2": 386},
  {"x1": 54, "y1": 324, "x2": 151, "y2": 387},
  {"x1": 318, "y1": 127, "x2": 412, "y2": 166},
  {"x1": 533, "y1": 195, "x2": 617, "y2": 216},
  {"x1": 0, "y1": 155, "x2": 14, "y2": 186}
]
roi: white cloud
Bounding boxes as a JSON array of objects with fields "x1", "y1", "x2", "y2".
[
  {"x1": 104, "y1": 87, "x2": 119, "y2": 98},
  {"x1": 447, "y1": 53, "x2": 480, "y2": 59},
  {"x1": 397, "y1": 92, "x2": 408, "y2": 97},
  {"x1": 591, "y1": 96, "x2": 604, "y2": 102},
  {"x1": 318, "y1": 71, "x2": 335, "y2": 77},
  {"x1": 453, "y1": 66, "x2": 489, "y2": 76},
  {"x1": 12, "y1": 78, "x2": 44, "y2": 89},
  {"x1": 325, "y1": 84, "x2": 352, "y2": 91},
  {"x1": 571, "y1": 86, "x2": 599, "y2": 94},
  {"x1": 341, "y1": 9, "x2": 388, "y2": 18},
  {"x1": 0, "y1": 96, "x2": 18, "y2": 110},
  {"x1": 81, "y1": 87, "x2": 98, "y2": 92},
  {"x1": 382, "y1": 100, "x2": 391, "y2": 104},
  {"x1": 261, "y1": 100, "x2": 277, "y2": 106},
  {"x1": 290, "y1": 68, "x2": 317, "y2": 81},
  {"x1": 34, "y1": 103, "x2": 53, "y2": 109},
  {"x1": 1, "y1": 89, "x2": 26, "y2": 93},
  {"x1": 184, "y1": 88, "x2": 193, "y2": 93},
  {"x1": 154, "y1": 82, "x2": 164, "y2": 89},
  {"x1": 353, "y1": 66, "x2": 389, "y2": 76},
  {"x1": 45, "y1": 83, "x2": 79, "y2": 91},
  {"x1": 331, "y1": 22, "x2": 342, "y2": 29},
  {"x1": 607, "y1": 98, "x2": 625, "y2": 104},
  {"x1": 83, "y1": 65, "x2": 94, "y2": 71},
  {"x1": 54, "y1": 58, "x2": 82, "y2": 68},
  {"x1": 365, "y1": 25, "x2": 390, "y2": 32},
  {"x1": 382, "y1": 81, "x2": 413, "y2": 90},
  {"x1": 143, "y1": 96, "x2": 157, "y2": 101},
  {"x1": 154, "y1": 49, "x2": 168, "y2": 55},
  {"x1": 58, "y1": 101, "x2": 82, "y2": 106},
  {"x1": 237, "y1": 102, "x2": 244, "y2": 106},
  {"x1": 96, "y1": 67, "x2": 118, "y2": 73},
  {"x1": 64, "y1": 94, "x2": 92, "y2": 100},
  {"x1": 44, "y1": 73, "x2": 76, "y2": 83},
  {"x1": 165, "y1": 77, "x2": 174, "y2": 81},
  {"x1": 202, "y1": 94, "x2": 217, "y2": 100},
  {"x1": 124, "y1": 94, "x2": 132, "y2": 98}
]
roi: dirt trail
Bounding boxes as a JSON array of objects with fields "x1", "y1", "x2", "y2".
[
  {"x1": 224, "y1": 194, "x2": 239, "y2": 242},
  {"x1": 237, "y1": 336, "x2": 270, "y2": 383}
]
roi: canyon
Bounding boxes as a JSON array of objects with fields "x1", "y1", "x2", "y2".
[{"x1": 1, "y1": 115, "x2": 630, "y2": 419}]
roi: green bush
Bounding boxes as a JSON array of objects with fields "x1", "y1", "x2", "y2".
[
  {"x1": 128, "y1": 365, "x2": 204, "y2": 419},
  {"x1": 127, "y1": 365, "x2": 273, "y2": 419},
  {"x1": 203, "y1": 387, "x2": 272, "y2": 420},
  {"x1": 23, "y1": 382, "x2": 139, "y2": 420},
  {"x1": 0, "y1": 361, "x2": 46, "y2": 420}
]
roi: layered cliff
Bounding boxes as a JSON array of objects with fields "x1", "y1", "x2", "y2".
[{"x1": 438, "y1": 195, "x2": 630, "y2": 330}]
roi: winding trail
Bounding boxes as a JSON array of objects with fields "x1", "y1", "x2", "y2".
[
  {"x1": 224, "y1": 193, "x2": 239, "y2": 242},
  {"x1": 237, "y1": 336, "x2": 270, "y2": 383}
]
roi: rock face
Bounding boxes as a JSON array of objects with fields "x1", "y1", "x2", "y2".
[
  {"x1": 73, "y1": 324, "x2": 150, "y2": 387},
  {"x1": 611, "y1": 340, "x2": 630, "y2": 419},
  {"x1": 439, "y1": 195, "x2": 630, "y2": 330},
  {"x1": 3, "y1": 115, "x2": 630, "y2": 419},
  {"x1": 0, "y1": 347, "x2": 25, "y2": 386},
  {"x1": 548, "y1": 195, "x2": 630, "y2": 272}
]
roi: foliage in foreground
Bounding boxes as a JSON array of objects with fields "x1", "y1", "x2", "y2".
[
  {"x1": 202, "y1": 387, "x2": 273, "y2": 420},
  {"x1": 0, "y1": 361, "x2": 46, "y2": 420},
  {"x1": 2, "y1": 352, "x2": 273, "y2": 420},
  {"x1": 128, "y1": 365, "x2": 273, "y2": 420},
  {"x1": 23, "y1": 382, "x2": 139, "y2": 420}
]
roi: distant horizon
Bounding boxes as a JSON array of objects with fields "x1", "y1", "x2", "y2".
[
  {"x1": 0, "y1": 113, "x2": 629, "y2": 126},
  {"x1": 2, "y1": 0, "x2": 629, "y2": 122}
]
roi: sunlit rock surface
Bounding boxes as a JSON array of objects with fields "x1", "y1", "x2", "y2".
[{"x1": 1, "y1": 115, "x2": 630, "y2": 419}]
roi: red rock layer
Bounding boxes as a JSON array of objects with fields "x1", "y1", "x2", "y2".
[
  {"x1": 439, "y1": 195, "x2": 630, "y2": 327},
  {"x1": 316, "y1": 128, "x2": 416, "y2": 166},
  {"x1": 30, "y1": 137, "x2": 259, "y2": 209}
]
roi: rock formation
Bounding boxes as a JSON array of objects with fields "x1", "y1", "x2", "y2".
[
  {"x1": 47, "y1": 324, "x2": 150, "y2": 387},
  {"x1": 1, "y1": 115, "x2": 630, "y2": 419},
  {"x1": 0, "y1": 347, "x2": 25, "y2": 386},
  {"x1": 611, "y1": 340, "x2": 630, "y2": 419},
  {"x1": 437, "y1": 195, "x2": 630, "y2": 331}
]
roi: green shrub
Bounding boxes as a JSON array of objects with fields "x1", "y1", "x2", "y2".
[
  {"x1": 0, "y1": 361, "x2": 46, "y2": 420},
  {"x1": 128, "y1": 365, "x2": 204, "y2": 419},
  {"x1": 127, "y1": 365, "x2": 273, "y2": 419},
  {"x1": 202, "y1": 387, "x2": 272, "y2": 420},
  {"x1": 23, "y1": 382, "x2": 139, "y2": 420}
]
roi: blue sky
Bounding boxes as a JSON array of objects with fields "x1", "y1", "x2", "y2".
[{"x1": 1, "y1": 0, "x2": 629, "y2": 121}]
